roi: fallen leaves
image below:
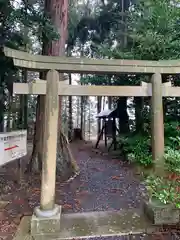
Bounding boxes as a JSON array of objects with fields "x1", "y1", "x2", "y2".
[
  {"x1": 75, "y1": 203, "x2": 81, "y2": 210},
  {"x1": 91, "y1": 167, "x2": 104, "y2": 172},
  {"x1": 109, "y1": 188, "x2": 122, "y2": 193},
  {"x1": 76, "y1": 190, "x2": 89, "y2": 196},
  {"x1": 0, "y1": 221, "x2": 16, "y2": 233},
  {"x1": 62, "y1": 204, "x2": 73, "y2": 210},
  {"x1": 32, "y1": 188, "x2": 41, "y2": 193},
  {"x1": 74, "y1": 199, "x2": 81, "y2": 205},
  {"x1": 111, "y1": 176, "x2": 121, "y2": 180}
]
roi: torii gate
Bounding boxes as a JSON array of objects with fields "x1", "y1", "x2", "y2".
[{"x1": 4, "y1": 47, "x2": 180, "y2": 236}]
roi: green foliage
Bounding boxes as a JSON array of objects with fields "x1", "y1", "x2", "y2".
[
  {"x1": 145, "y1": 143, "x2": 180, "y2": 207},
  {"x1": 164, "y1": 147, "x2": 180, "y2": 174},
  {"x1": 0, "y1": 0, "x2": 60, "y2": 130},
  {"x1": 0, "y1": 0, "x2": 58, "y2": 48},
  {"x1": 164, "y1": 122, "x2": 180, "y2": 147},
  {"x1": 127, "y1": 0, "x2": 180, "y2": 60},
  {"x1": 119, "y1": 121, "x2": 180, "y2": 168},
  {"x1": 145, "y1": 133, "x2": 180, "y2": 206},
  {"x1": 80, "y1": 75, "x2": 110, "y2": 85},
  {"x1": 118, "y1": 121, "x2": 180, "y2": 168},
  {"x1": 118, "y1": 134, "x2": 152, "y2": 167},
  {"x1": 145, "y1": 175, "x2": 180, "y2": 207}
]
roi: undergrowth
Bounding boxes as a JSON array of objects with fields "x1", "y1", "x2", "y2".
[{"x1": 117, "y1": 121, "x2": 180, "y2": 168}]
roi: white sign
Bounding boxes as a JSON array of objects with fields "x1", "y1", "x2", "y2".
[{"x1": 0, "y1": 130, "x2": 27, "y2": 166}]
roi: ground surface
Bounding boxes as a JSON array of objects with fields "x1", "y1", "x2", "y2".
[
  {"x1": 0, "y1": 140, "x2": 180, "y2": 239},
  {"x1": 58, "y1": 141, "x2": 146, "y2": 213}
]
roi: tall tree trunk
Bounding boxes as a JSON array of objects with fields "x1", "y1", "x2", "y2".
[
  {"x1": 83, "y1": 97, "x2": 86, "y2": 139},
  {"x1": 22, "y1": 2, "x2": 28, "y2": 130},
  {"x1": 116, "y1": 0, "x2": 129, "y2": 135},
  {"x1": 77, "y1": 97, "x2": 80, "y2": 127},
  {"x1": 22, "y1": 69, "x2": 28, "y2": 129},
  {"x1": 7, "y1": 93, "x2": 12, "y2": 131},
  {"x1": 117, "y1": 97, "x2": 129, "y2": 134},
  {"x1": 67, "y1": 47, "x2": 73, "y2": 140},
  {"x1": 29, "y1": 0, "x2": 78, "y2": 178},
  {"x1": 0, "y1": 74, "x2": 4, "y2": 132},
  {"x1": 108, "y1": 97, "x2": 112, "y2": 109},
  {"x1": 18, "y1": 71, "x2": 24, "y2": 129},
  {"x1": 68, "y1": 73, "x2": 73, "y2": 140},
  {"x1": 134, "y1": 97, "x2": 143, "y2": 133},
  {"x1": 26, "y1": 95, "x2": 42, "y2": 173},
  {"x1": 88, "y1": 99, "x2": 91, "y2": 140},
  {"x1": 102, "y1": 96, "x2": 106, "y2": 110},
  {"x1": 80, "y1": 45, "x2": 85, "y2": 139},
  {"x1": 97, "y1": 96, "x2": 102, "y2": 136},
  {"x1": 80, "y1": 97, "x2": 84, "y2": 138},
  {"x1": 18, "y1": 95, "x2": 24, "y2": 129},
  {"x1": 0, "y1": 99, "x2": 4, "y2": 132}
]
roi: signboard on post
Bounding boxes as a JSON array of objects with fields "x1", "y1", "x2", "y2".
[{"x1": 0, "y1": 130, "x2": 27, "y2": 167}]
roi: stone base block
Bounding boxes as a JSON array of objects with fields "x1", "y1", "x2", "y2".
[
  {"x1": 31, "y1": 205, "x2": 61, "y2": 236},
  {"x1": 143, "y1": 200, "x2": 179, "y2": 225}
]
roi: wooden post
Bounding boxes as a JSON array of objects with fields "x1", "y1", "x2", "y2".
[
  {"x1": 39, "y1": 70, "x2": 59, "y2": 213},
  {"x1": 31, "y1": 70, "x2": 61, "y2": 236},
  {"x1": 151, "y1": 73, "x2": 164, "y2": 174}
]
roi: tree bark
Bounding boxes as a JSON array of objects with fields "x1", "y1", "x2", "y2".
[
  {"x1": 76, "y1": 97, "x2": 80, "y2": 127},
  {"x1": 80, "y1": 45, "x2": 85, "y2": 138},
  {"x1": 67, "y1": 46, "x2": 73, "y2": 140},
  {"x1": 117, "y1": 97, "x2": 129, "y2": 134},
  {"x1": 18, "y1": 95, "x2": 24, "y2": 129},
  {"x1": 68, "y1": 73, "x2": 73, "y2": 140},
  {"x1": 134, "y1": 97, "x2": 143, "y2": 133},
  {"x1": 6, "y1": 93, "x2": 11, "y2": 131},
  {"x1": 22, "y1": 69, "x2": 28, "y2": 129},
  {"x1": 97, "y1": 96, "x2": 102, "y2": 137},
  {"x1": 0, "y1": 75, "x2": 4, "y2": 132},
  {"x1": 80, "y1": 97, "x2": 85, "y2": 138},
  {"x1": 29, "y1": 0, "x2": 78, "y2": 179},
  {"x1": 108, "y1": 97, "x2": 112, "y2": 109},
  {"x1": 26, "y1": 95, "x2": 42, "y2": 173}
]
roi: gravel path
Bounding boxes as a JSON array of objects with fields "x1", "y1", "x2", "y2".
[{"x1": 59, "y1": 141, "x2": 146, "y2": 213}]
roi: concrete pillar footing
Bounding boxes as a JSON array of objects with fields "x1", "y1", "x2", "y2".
[
  {"x1": 34, "y1": 204, "x2": 60, "y2": 218},
  {"x1": 31, "y1": 205, "x2": 62, "y2": 236}
]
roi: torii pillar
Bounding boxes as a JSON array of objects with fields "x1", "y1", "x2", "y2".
[
  {"x1": 151, "y1": 73, "x2": 165, "y2": 175},
  {"x1": 31, "y1": 70, "x2": 61, "y2": 236}
]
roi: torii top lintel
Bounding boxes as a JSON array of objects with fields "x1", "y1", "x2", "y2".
[{"x1": 3, "y1": 47, "x2": 180, "y2": 74}]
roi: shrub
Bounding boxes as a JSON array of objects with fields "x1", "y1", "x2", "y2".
[
  {"x1": 118, "y1": 134, "x2": 152, "y2": 167},
  {"x1": 145, "y1": 175, "x2": 180, "y2": 207},
  {"x1": 164, "y1": 147, "x2": 180, "y2": 174},
  {"x1": 164, "y1": 122, "x2": 180, "y2": 148}
]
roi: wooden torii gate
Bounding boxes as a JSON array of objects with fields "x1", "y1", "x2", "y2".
[{"x1": 4, "y1": 47, "x2": 180, "y2": 235}]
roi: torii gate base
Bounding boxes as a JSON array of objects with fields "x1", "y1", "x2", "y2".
[{"x1": 14, "y1": 209, "x2": 158, "y2": 239}]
